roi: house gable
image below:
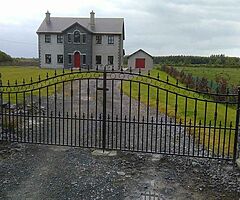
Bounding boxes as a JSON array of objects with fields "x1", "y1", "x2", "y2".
[
  {"x1": 128, "y1": 49, "x2": 153, "y2": 59},
  {"x1": 62, "y1": 22, "x2": 92, "y2": 34},
  {"x1": 63, "y1": 22, "x2": 93, "y2": 68}
]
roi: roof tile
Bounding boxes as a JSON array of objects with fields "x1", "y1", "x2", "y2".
[{"x1": 36, "y1": 17, "x2": 124, "y2": 34}]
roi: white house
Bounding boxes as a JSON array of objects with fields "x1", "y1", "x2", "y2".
[{"x1": 36, "y1": 11, "x2": 125, "y2": 70}]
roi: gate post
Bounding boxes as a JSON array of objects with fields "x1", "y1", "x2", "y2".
[
  {"x1": 0, "y1": 73, "x2": 2, "y2": 105},
  {"x1": 0, "y1": 74, "x2": 2, "y2": 136},
  {"x1": 233, "y1": 87, "x2": 240, "y2": 165},
  {"x1": 102, "y1": 66, "x2": 107, "y2": 151},
  {"x1": 0, "y1": 73, "x2": 2, "y2": 107}
]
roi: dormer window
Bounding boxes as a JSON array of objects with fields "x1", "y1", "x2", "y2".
[{"x1": 74, "y1": 31, "x2": 80, "y2": 43}]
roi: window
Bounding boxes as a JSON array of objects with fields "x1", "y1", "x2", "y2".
[
  {"x1": 45, "y1": 34, "x2": 51, "y2": 43},
  {"x1": 45, "y1": 54, "x2": 51, "y2": 64},
  {"x1": 82, "y1": 55, "x2": 86, "y2": 65},
  {"x1": 68, "y1": 34, "x2": 72, "y2": 43},
  {"x1": 74, "y1": 31, "x2": 80, "y2": 43},
  {"x1": 96, "y1": 35, "x2": 102, "y2": 44},
  {"x1": 57, "y1": 55, "x2": 63, "y2": 63},
  {"x1": 57, "y1": 35, "x2": 63, "y2": 43},
  {"x1": 68, "y1": 55, "x2": 72, "y2": 64},
  {"x1": 108, "y1": 56, "x2": 114, "y2": 65},
  {"x1": 108, "y1": 35, "x2": 114, "y2": 44},
  {"x1": 82, "y1": 34, "x2": 86, "y2": 44},
  {"x1": 96, "y1": 55, "x2": 101, "y2": 65}
]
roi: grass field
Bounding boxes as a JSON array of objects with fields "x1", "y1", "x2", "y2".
[
  {"x1": 0, "y1": 66, "x2": 70, "y2": 102},
  {"x1": 174, "y1": 66, "x2": 240, "y2": 86},
  {"x1": 0, "y1": 66, "x2": 68, "y2": 85},
  {"x1": 122, "y1": 69, "x2": 237, "y2": 156},
  {"x1": 0, "y1": 66, "x2": 101, "y2": 102}
]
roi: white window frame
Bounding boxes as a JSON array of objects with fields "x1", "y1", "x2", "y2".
[
  {"x1": 67, "y1": 33, "x2": 72, "y2": 43},
  {"x1": 108, "y1": 35, "x2": 114, "y2": 44},
  {"x1": 82, "y1": 34, "x2": 87, "y2": 44},
  {"x1": 96, "y1": 55, "x2": 102, "y2": 65},
  {"x1": 68, "y1": 54, "x2": 72, "y2": 64},
  {"x1": 45, "y1": 34, "x2": 51, "y2": 43},
  {"x1": 82, "y1": 54, "x2": 87, "y2": 65},
  {"x1": 96, "y1": 35, "x2": 102, "y2": 44},
  {"x1": 57, "y1": 35, "x2": 63, "y2": 43},
  {"x1": 57, "y1": 54, "x2": 63, "y2": 64},
  {"x1": 45, "y1": 54, "x2": 51, "y2": 64},
  {"x1": 108, "y1": 56, "x2": 114, "y2": 65},
  {"x1": 73, "y1": 30, "x2": 81, "y2": 44}
]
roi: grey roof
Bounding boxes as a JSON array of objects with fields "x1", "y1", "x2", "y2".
[
  {"x1": 37, "y1": 17, "x2": 124, "y2": 35},
  {"x1": 128, "y1": 49, "x2": 153, "y2": 59}
]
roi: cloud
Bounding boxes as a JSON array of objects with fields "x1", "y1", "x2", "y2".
[{"x1": 0, "y1": 0, "x2": 240, "y2": 57}]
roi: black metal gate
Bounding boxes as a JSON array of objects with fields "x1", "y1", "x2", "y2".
[{"x1": 0, "y1": 67, "x2": 239, "y2": 162}]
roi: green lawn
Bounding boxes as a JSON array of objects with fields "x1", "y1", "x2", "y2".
[
  {"x1": 0, "y1": 66, "x2": 68, "y2": 85},
  {"x1": 0, "y1": 66, "x2": 68, "y2": 102},
  {"x1": 174, "y1": 66, "x2": 240, "y2": 86},
  {"x1": 0, "y1": 66, "x2": 101, "y2": 102},
  {"x1": 122, "y1": 69, "x2": 237, "y2": 156}
]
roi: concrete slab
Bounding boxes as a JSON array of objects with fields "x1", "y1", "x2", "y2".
[
  {"x1": 91, "y1": 150, "x2": 117, "y2": 157},
  {"x1": 108, "y1": 151, "x2": 117, "y2": 157},
  {"x1": 151, "y1": 154, "x2": 163, "y2": 162}
]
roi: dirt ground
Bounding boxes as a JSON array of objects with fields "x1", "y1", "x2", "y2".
[{"x1": 0, "y1": 142, "x2": 240, "y2": 200}]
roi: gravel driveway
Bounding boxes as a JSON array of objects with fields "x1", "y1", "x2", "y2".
[
  {"x1": 0, "y1": 75, "x2": 240, "y2": 199},
  {"x1": 0, "y1": 143, "x2": 240, "y2": 199}
]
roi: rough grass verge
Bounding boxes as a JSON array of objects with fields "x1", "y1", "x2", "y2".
[{"x1": 122, "y1": 69, "x2": 236, "y2": 156}]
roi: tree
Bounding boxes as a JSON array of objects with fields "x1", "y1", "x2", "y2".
[{"x1": 0, "y1": 50, "x2": 12, "y2": 62}]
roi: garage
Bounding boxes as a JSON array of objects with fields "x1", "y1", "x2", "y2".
[{"x1": 128, "y1": 49, "x2": 153, "y2": 70}]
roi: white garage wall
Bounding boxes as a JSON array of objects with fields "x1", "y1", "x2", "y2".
[{"x1": 128, "y1": 50, "x2": 153, "y2": 70}]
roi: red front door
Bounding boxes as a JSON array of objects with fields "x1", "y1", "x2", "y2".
[
  {"x1": 74, "y1": 52, "x2": 81, "y2": 68},
  {"x1": 135, "y1": 58, "x2": 145, "y2": 68}
]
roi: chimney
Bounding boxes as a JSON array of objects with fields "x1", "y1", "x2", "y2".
[
  {"x1": 45, "y1": 10, "x2": 51, "y2": 24},
  {"x1": 90, "y1": 10, "x2": 95, "y2": 30}
]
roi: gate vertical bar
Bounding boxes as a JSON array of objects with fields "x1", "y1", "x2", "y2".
[
  {"x1": 233, "y1": 87, "x2": 240, "y2": 163},
  {"x1": 102, "y1": 67, "x2": 107, "y2": 151}
]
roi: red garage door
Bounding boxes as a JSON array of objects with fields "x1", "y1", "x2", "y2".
[{"x1": 135, "y1": 58, "x2": 145, "y2": 68}]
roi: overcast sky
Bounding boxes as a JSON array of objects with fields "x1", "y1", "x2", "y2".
[{"x1": 1, "y1": 0, "x2": 240, "y2": 58}]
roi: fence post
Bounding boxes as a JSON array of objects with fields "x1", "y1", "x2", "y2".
[
  {"x1": 102, "y1": 66, "x2": 107, "y2": 151},
  {"x1": 233, "y1": 87, "x2": 240, "y2": 165},
  {"x1": 0, "y1": 74, "x2": 2, "y2": 137},
  {"x1": 0, "y1": 73, "x2": 2, "y2": 106}
]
